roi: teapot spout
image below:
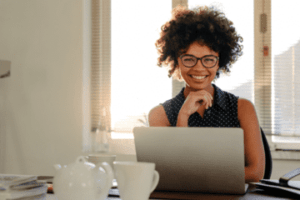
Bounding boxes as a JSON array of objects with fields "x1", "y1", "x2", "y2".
[{"x1": 54, "y1": 164, "x2": 62, "y2": 171}]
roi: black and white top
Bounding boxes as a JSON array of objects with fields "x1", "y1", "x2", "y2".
[{"x1": 161, "y1": 84, "x2": 241, "y2": 127}]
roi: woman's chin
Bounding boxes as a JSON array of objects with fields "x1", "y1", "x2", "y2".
[{"x1": 186, "y1": 84, "x2": 210, "y2": 91}]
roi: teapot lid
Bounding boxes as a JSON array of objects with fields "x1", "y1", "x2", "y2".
[{"x1": 72, "y1": 156, "x2": 95, "y2": 169}]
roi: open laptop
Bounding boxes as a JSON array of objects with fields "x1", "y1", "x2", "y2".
[{"x1": 133, "y1": 127, "x2": 249, "y2": 194}]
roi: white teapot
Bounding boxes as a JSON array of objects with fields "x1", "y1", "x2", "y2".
[{"x1": 53, "y1": 156, "x2": 114, "y2": 200}]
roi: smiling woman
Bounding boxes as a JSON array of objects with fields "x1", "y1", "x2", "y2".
[{"x1": 148, "y1": 4, "x2": 265, "y2": 183}]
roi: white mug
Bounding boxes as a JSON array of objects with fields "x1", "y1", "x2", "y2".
[{"x1": 113, "y1": 161, "x2": 159, "y2": 200}]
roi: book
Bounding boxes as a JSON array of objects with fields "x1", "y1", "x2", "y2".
[{"x1": 0, "y1": 174, "x2": 47, "y2": 200}]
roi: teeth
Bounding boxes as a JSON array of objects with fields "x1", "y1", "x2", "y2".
[{"x1": 192, "y1": 75, "x2": 206, "y2": 80}]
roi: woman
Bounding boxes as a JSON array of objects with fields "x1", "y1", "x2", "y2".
[{"x1": 149, "y1": 5, "x2": 265, "y2": 183}]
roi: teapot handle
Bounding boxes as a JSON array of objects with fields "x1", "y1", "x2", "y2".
[{"x1": 97, "y1": 162, "x2": 114, "y2": 195}]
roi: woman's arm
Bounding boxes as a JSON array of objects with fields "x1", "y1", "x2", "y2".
[
  {"x1": 238, "y1": 98, "x2": 265, "y2": 183},
  {"x1": 148, "y1": 105, "x2": 171, "y2": 127}
]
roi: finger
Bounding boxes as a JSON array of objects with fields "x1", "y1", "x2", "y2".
[
  {"x1": 204, "y1": 94, "x2": 211, "y2": 108},
  {"x1": 204, "y1": 96, "x2": 210, "y2": 109},
  {"x1": 207, "y1": 93, "x2": 213, "y2": 107},
  {"x1": 203, "y1": 95, "x2": 209, "y2": 109},
  {"x1": 203, "y1": 96, "x2": 208, "y2": 103},
  {"x1": 206, "y1": 94, "x2": 212, "y2": 107}
]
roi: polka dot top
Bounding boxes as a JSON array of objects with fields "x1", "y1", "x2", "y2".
[{"x1": 161, "y1": 84, "x2": 241, "y2": 127}]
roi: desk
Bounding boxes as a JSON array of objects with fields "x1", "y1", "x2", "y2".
[
  {"x1": 45, "y1": 184, "x2": 300, "y2": 200},
  {"x1": 40, "y1": 176, "x2": 298, "y2": 200}
]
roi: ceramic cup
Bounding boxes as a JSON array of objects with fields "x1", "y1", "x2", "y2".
[
  {"x1": 86, "y1": 154, "x2": 117, "y2": 178},
  {"x1": 113, "y1": 161, "x2": 159, "y2": 200}
]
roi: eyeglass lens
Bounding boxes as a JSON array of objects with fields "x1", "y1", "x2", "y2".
[{"x1": 181, "y1": 55, "x2": 217, "y2": 68}]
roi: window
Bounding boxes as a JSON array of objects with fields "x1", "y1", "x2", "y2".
[
  {"x1": 111, "y1": 0, "x2": 172, "y2": 139},
  {"x1": 271, "y1": 0, "x2": 300, "y2": 147},
  {"x1": 89, "y1": 0, "x2": 300, "y2": 155}
]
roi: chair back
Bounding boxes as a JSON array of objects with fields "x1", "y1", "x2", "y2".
[{"x1": 260, "y1": 127, "x2": 272, "y2": 179}]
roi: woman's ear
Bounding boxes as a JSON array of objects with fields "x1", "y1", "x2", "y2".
[
  {"x1": 175, "y1": 67, "x2": 183, "y2": 81},
  {"x1": 214, "y1": 68, "x2": 221, "y2": 81}
]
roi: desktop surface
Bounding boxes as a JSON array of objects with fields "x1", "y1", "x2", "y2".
[
  {"x1": 45, "y1": 184, "x2": 300, "y2": 200},
  {"x1": 41, "y1": 176, "x2": 300, "y2": 199}
]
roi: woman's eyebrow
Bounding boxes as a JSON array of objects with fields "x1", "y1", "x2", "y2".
[{"x1": 184, "y1": 54, "x2": 216, "y2": 57}]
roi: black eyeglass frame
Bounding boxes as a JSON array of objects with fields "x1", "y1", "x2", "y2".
[{"x1": 179, "y1": 54, "x2": 219, "y2": 68}]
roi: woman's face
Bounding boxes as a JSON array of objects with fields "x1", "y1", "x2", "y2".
[{"x1": 177, "y1": 42, "x2": 219, "y2": 91}]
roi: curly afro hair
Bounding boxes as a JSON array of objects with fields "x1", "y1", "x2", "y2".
[{"x1": 155, "y1": 5, "x2": 243, "y2": 81}]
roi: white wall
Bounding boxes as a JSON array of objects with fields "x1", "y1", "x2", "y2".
[{"x1": 0, "y1": 0, "x2": 87, "y2": 175}]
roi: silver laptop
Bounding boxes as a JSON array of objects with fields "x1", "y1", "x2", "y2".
[{"x1": 133, "y1": 127, "x2": 249, "y2": 194}]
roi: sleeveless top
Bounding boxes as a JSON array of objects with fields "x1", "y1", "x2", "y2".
[{"x1": 161, "y1": 84, "x2": 241, "y2": 127}]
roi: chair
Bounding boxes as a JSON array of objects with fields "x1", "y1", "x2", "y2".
[{"x1": 260, "y1": 127, "x2": 272, "y2": 179}]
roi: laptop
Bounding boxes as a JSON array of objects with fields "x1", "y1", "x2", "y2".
[{"x1": 133, "y1": 127, "x2": 249, "y2": 194}]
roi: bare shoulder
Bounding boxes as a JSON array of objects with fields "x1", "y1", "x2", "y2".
[
  {"x1": 238, "y1": 98, "x2": 256, "y2": 115},
  {"x1": 237, "y1": 98, "x2": 260, "y2": 130},
  {"x1": 148, "y1": 105, "x2": 170, "y2": 127},
  {"x1": 238, "y1": 98, "x2": 253, "y2": 107}
]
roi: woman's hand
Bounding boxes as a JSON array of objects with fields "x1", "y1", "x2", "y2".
[
  {"x1": 180, "y1": 90, "x2": 213, "y2": 116},
  {"x1": 176, "y1": 90, "x2": 213, "y2": 127}
]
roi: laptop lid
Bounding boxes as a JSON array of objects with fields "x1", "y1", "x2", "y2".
[{"x1": 133, "y1": 127, "x2": 247, "y2": 194}]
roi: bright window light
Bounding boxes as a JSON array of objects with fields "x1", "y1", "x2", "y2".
[
  {"x1": 272, "y1": 0, "x2": 300, "y2": 143},
  {"x1": 111, "y1": 0, "x2": 172, "y2": 137}
]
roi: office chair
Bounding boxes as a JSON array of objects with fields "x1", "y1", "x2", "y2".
[{"x1": 260, "y1": 127, "x2": 272, "y2": 179}]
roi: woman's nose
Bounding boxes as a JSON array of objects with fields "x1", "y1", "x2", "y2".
[{"x1": 193, "y1": 60, "x2": 206, "y2": 70}]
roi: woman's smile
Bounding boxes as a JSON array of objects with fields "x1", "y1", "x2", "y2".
[
  {"x1": 190, "y1": 75, "x2": 208, "y2": 81},
  {"x1": 189, "y1": 75, "x2": 208, "y2": 80}
]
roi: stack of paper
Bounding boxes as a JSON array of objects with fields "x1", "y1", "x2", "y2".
[{"x1": 0, "y1": 174, "x2": 47, "y2": 200}]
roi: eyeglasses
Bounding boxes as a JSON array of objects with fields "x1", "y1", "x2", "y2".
[{"x1": 180, "y1": 54, "x2": 219, "y2": 68}]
